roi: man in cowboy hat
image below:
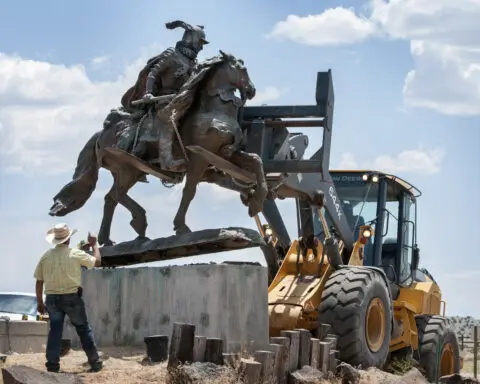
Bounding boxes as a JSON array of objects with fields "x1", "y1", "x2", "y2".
[
  {"x1": 118, "y1": 20, "x2": 209, "y2": 174},
  {"x1": 34, "y1": 223, "x2": 103, "y2": 373}
]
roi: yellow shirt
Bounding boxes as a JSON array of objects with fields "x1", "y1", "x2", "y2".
[{"x1": 33, "y1": 244, "x2": 97, "y2": 294}]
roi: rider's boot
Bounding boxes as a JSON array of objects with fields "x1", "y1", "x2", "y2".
[{"x1": 156, "y1": 127, "x2": 186, "y2": 172}]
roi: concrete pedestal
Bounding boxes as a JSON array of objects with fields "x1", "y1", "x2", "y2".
[{"x1": 64, "y1": 262, "x2": 269, "y2": 353}]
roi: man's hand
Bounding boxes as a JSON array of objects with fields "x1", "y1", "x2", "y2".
[
  {"x1": 37, "y1": 301, "x2": 46, "y2": 315},
  {"x1": 87, "y1": 232, "x2": 97, "y2": 246}
]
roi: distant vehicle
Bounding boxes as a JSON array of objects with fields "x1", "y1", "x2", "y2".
[{"x1": 0, "y1": 292, "x2": 45, "y2": 321}]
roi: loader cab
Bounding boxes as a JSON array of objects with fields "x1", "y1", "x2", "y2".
[{"x1": 313, "y1": 170, "x2": 421, "y2": 289}]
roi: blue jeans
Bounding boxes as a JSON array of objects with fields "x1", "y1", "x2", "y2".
[{"x1": 45, "y1": 292, "x2": 100, "y2": 371}]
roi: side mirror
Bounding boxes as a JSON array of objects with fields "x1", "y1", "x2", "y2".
[{"x1": 412, "y1": 246, "x2": 420, "y2": 271}]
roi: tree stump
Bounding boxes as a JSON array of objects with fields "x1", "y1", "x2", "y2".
[
  {"x1": 270, "y1": 336, "x2": 290, "y2": 384},
  {"x1": 318, "y1": 341, "x2": 330, "y2": 373},
  {"x1": 325, "y1": 335, "x2": 338, "y2": 350},
  {"x1": 205, "y1": 338, "x2": 224, "y2": 365},
  {"x1": 254, "y1": 350, "x2": 276, "y2": 383},
  {"x1": 295, "y1": 329, "x2": 311, "y2": 368},
  {"x1": 269, "y1": 343, "x2": 286, "y2": 384},
  {"x1": 222, "y1": 353, "x2": 237, "y2": 368},
  {"x1": 329, "y1": 350, "x2": 337, "y2": 372},
  {"x1": 193, "y1": 336, "x2": 207, "y2": 362},
  {"x1": 317, "y1": 323, "x2": 331, "y2": 341},
  {"x1": 238, "y1": 359, "x2": 261, "y2": 384},
  {"x1": 280, "y1": 329, "x2": 300, "y2": 372},
  {"x1": 310, "y1": 338, "x2": 320, "y2": 369},
  {"x1": 168, "y1": 322, "x2": 195, "y2": 368},
  {"x1": 2, "y1": 365, "x2": 83, "y2": 384},
  {"x1": 144, "y1": 335, "x2": 169, "y2": 362}
]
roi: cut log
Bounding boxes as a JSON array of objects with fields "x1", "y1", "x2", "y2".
[
  {"x1": 270, "y1": 336, "x2": 289, "y2": 384},
  {"x1": 205, "y1": 338, "x2": 224, "y2": 365},
  {"x1": 144, "y1": 335, "x2": 169, "y2": 362},
  {"x1": 329, "y1": 350, "x2": 337, "y2": 372},
  {"x1": 317, "y1": 323, "x2": 331, "y2": 341},
  {"x1": 222, "y1": 353, "x2": 237, "y2": 368},
  {"x1": 318, "y1": 341, "x2": 330, "y2": 373},
  {"x1": 294, "y1": 328, "x2": 311, "y2": 368},
  {"x1": 280, "y1": 330, "x2": 300, "y2": 372},
  {"x1": 269, "y1": 343, "x2": 286, "y2": 384},
  {"x1": 168, "y1": 323, "x2": 195, "y2": 368},
  {"x1": 325, "y1": 335, "x2": 338, "y2": 350},
  {"x1": 253, "y1": 350, "x2": 276, "y2": 382},
  {"x1": 310, "y1": 338, "x2": 320, "y2": 369},
  {"x1": 289, "y1": 366, "x2": 326, "y2": 384},
  {"x1": 193, "y1": 336, "x2": 207, "y2": 362},
  {"x1": 237, "y1": 359, "x2": 261, "y2": 384},
  {"x1": 2, "y1": 365, "x2": 83, "y2": 384}
]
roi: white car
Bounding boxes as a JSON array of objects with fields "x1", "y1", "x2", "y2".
[{"x1": 0, "y1": 292, "x2": 45, "y2": 321}]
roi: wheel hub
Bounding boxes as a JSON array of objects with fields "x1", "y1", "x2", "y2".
[
  {"x1": 440, "y1": 343, "x2": 455, "y2": 376},
  {"x1": 366, "y1": 297, "x2": 386, "y2": 352}
]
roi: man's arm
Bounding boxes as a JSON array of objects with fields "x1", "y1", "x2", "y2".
[
  {"x1": 91, "y1": 241, "x2": 101, "y2": 267},
  {"x1": 35, "y1": 280, "x2": 45, "y2": 314},
  {"x1": 33, "y1": 259, "x2": 45, "y2": 314},
  {"x1": 145, "y1": 48, "x2": 174, "y2": 95}
]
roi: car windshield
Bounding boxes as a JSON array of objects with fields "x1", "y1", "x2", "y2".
[{"x1": 0, "y1": 294, "x2": 37, "y2": 316}]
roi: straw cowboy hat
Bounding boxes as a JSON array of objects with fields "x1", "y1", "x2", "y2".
[{"x1": 46, "y1": 223, "x2": 77, "y2": 245}]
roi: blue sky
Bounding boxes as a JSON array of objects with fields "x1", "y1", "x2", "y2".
[{"x1": 0, "y1": 0, "x2": 479, "y2": 318}]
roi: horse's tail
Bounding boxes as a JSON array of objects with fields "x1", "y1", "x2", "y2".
[{"x1": 49, "y1": 131, "x2": 101, "y2": 217}]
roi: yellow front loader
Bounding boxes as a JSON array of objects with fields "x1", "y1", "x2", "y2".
[{"x1": 238, "y1": 71, "x2": 461, "y2": 383}]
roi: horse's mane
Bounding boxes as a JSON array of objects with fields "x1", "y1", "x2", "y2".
[{"x1": 163, "y1": 54, "x2": 227, "y2": 127}]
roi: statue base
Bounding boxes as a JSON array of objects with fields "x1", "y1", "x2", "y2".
[{"x1": 99, "y1": 227, "x2": 265, "y2": 267}]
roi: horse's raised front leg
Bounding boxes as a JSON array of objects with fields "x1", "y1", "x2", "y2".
[
  {"x1": 173, "y1": 153, "x2": 209, "y2": 236},
  {"x1": 229, "y1": 150, "x2": 268, "y2": 217}
]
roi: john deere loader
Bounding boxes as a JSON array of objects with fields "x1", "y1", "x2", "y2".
[{"x1": 231, "y1": 70, "x2": 461, "y2": 382}]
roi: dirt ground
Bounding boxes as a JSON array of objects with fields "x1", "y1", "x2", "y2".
[
  {"x1": 1, "y1": 346, "x2": 478, "y2": 383},
  {"x1": 0, "y1": 346, "x2": 170, "y2": 384}
]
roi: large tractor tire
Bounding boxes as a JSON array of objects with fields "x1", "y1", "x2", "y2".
[
  {"x1": 415, "y1": 315, "x2": 460, "y2": 382},
  {"x1": 318, "y1": 267, "x2": 392, "y2": 368}
]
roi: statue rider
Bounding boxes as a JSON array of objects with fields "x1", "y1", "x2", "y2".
[{"x1": 119, "y1": 20, "x2": 208, "y2": 173}]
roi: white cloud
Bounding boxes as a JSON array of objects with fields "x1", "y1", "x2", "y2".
[
  {"x1": 267, "y1": 7, "x2": 377, "y2": 45},
  {"x1": 0, "y1": 51, "x2": 285, "y2": 174},
  {"x1": 248, "y1": 86, "x2": 287, "y2": 105},
  {"x1": 90, "y1": 55, "x2": 110, "y2": 66},
  {"x1": 337, "y1": 146, "x2": 445, "y2": 175},
  {"x1": 267, "y1": 1, "x2": 480, "y2": 116}
]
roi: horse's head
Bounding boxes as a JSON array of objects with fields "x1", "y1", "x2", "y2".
[{"x1": 216, "y1": 50, "x2": 256, "y2": 101}]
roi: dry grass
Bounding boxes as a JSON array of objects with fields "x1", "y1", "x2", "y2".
[
  {"x1": 0, "y1": 346, "x2": 169, "y2": 384},
  {"x1": 461, "y1": 350, "x2": 480, "y2": 375}
]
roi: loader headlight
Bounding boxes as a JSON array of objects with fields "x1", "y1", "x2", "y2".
[
  {"x1": 362, "y1": 173, "x2": 380, "y2": 183},
  {"x1": 362, "y1": 229, "x2": 372, "y2": 238},
  {"x1": 265, "y1": 227, "x2": 273, "y2": 237}
]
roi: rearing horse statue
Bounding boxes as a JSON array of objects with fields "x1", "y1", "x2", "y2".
[{"x1": 48, "y1": 50, "x2": 268, "y2": 246}]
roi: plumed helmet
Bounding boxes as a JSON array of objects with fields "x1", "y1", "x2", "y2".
[{"x1": 165, "y1": 20, "x2": 209, "y2": 53}]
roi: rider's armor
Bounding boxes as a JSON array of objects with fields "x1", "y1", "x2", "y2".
[{"x1": 120, "y1": 20, "x2": 209, "y2": 173}]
